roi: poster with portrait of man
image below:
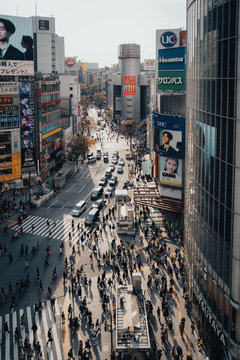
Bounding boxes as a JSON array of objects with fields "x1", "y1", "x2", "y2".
[
  {"x1": 0, "y1": 15, "x2": 34, "y2": 75},
  {"x1": 154, "y1": 128, "x2": 183, "y2": 157},
  {"x1": 159, "y1": 155, "x2": 183, "y2": 187}
]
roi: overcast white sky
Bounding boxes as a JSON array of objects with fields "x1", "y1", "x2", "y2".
[{"x1": 1, "y1": 0, "x2": 186, "y2": 67}]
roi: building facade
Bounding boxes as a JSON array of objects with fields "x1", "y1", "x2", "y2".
[{"x1": 185, "y1": 1, "x2": 240, "y2": 359}]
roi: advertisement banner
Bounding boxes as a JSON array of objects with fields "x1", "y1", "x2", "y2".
[
  {"x1": 158, "y1": 70, "x2": 185, "y2": 91},
  {"x1": 78, "y1": 102, "x2": 81, "y2": 117},
  {"x1": 152, "y1": 112, "x2": 185, "y2": 158},
  {"x1": 123, "y1": 76, "x2": 136, "y2": 96},
  {"x1": 0, "y1": 15, "x2": 34, "y2": 75},
  {"x1": 160, "y1": 156, "x2": 182, "y2": 187},
  {"x1": 180, "y1": 30, "x2": 187, "y2": 46},
  {"x1": 80, "y1": 62, "x2": 87, "y2": 72},
  {"x1": 144, "y1": 59, "x2": 156, "y2": 71},
  {"x1": 0, "y1": 61, "x2": 34, "y2": 76},
  {"x1": 0, "y1": 82, "x2": 19, "y2": 95},
  {"x1": 39, "y1": 19, "x2": 49, "y2": 31},
  {"x1": 20, "y1": 81, "x2": 36, "y2": 168},
  {"x1": 0, "y1": 98, "x2": 13, "y2": 104},
  {"x1": 158, "y1": 47, "x2": 186, "y2": 71},
  {"x1": 156, "y1": 29, "x2": 180, "y2": 52},
  {"x1": 0, "y1": 82, "x2": 20, "y2": 120}
]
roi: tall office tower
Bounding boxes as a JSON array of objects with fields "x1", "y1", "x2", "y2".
[
  {"x1": 118, "y1": 44, "x2": 141, "y2": 123},
  {"x1": 185, "y1": 1, "x2": 240, "y2": 359}
]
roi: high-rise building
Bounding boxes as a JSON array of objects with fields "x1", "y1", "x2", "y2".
[
  {"x1": 32, "y1": 16, "x2": 65, "y2": 74},
  {"x1": 107, "y1": 44, "x2": 148, "y2": 126},
  {"x1": 185, "y1": 1, "x2": 240, "y2": 359}
]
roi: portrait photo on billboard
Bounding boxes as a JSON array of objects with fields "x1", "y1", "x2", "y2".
[
  {"x1": 154, "y1": 128, "x2": 183, "y2": 157},
  {"x1": 20, "y1": 93, "x2": 32, "y2": 117},
  {"x1": 0, "y1": 15, "x2": 33, "y2": 60},
  {"x1": 159, "y1": 156, "x2": 182, "y2": 187},
  {"x1": 21, "y1": 125, "x2": 33, "y2": 149}
]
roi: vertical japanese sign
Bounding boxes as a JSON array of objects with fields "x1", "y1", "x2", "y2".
[
  {"x1": 123, "y1": 76, "x2": 136, "y2": 96},
  {"x1": 19, "y1": 81, "x2": 36, "y2": 168}
]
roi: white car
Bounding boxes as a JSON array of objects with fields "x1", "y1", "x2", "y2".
[{"x1": 87, "y1": 156, "x2": 96, "y2": 164}]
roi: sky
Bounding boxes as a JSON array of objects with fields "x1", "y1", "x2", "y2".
[{"x1": 1, "y1": 0, "x2": 186, "y2": 68}]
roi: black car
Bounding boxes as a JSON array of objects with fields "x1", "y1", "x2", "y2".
[{"x1": 109, "y1": 176, "x2": 118, "y2": 186}]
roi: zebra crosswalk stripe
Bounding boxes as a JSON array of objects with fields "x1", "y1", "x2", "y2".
[
  {"x1": 26, "y1": 306, "x2": 33, "y2": 345},
  {"x1": 49, "y1": 223, "x2": 65, "y2": 239},
  {"x1": 47, "y1": 301, "x2": 62, "y2": 360},
  {"x1": 23, "y1": 216, "x2": 43, "y2": 232},
  {"x1": 35, "y1": 219, "x2": 55, "y2": 236},
  {"x1": 0, "y1": 299, "x2": 62, "y2": 359},
  {"x1": 35, "y1": 311, "x2": 45, "y2": 360},
  {"x1": 11, "y1": 214, "x2": 89, "y2": 246},
  {"x1": 41, "y1": 302, "x2": 53, "y2": 360},
  {"x1": 5, "y1": 313, "x2": 10, "y2": 360},
  {"x1": 12, "y1": 311, "x2": 18, "y2": 360}
]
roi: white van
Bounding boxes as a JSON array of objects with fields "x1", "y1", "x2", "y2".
[{"x1": 71, "y1": 200, "x2": 87, "y2": 217}]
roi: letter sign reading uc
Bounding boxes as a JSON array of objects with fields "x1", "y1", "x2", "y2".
[{"x1": 160, "y1": 31, "x2": 177, "y2": 48}]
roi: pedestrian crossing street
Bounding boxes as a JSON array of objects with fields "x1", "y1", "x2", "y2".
[
  {"x1": 12, "y1": 215, "x2": 86, "y2": 244},
  {"x1": 0, "y1": 298, "x2": 63, "y2": 360}
]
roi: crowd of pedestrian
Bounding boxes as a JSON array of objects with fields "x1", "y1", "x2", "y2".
[{"x1": 0, "y1": 109, "x2": 203, "y2": 360}]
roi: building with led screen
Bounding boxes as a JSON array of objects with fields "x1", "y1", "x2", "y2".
[{"x1": 185, "y1": 1, "x2": 240, "y2": 359}]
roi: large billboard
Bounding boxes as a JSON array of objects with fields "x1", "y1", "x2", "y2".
[
  {"x1": 158, "y1": 47, "x2": 186, "y2": 71},
  {"x1": 156, "y1": 29, "x2": 180, "y2": 53},
  {"x1": 158, "y1": 70, "x2": 185, "y2": 91},
  {"x1": 0, "y1": 15, "x2": 34, "y2": 75},
  {"x1": 159, "y1": 155, "x2": 183, "y2": 188},
  {"x1": 20, "y1": 81, "x2": 36, "y2": 168},
  {"x1": 123, "y1": 76, "x2": 136, "y2": 96},
  {"x1": 152, "y1": 111, "x2": 185, "y2": 158}
]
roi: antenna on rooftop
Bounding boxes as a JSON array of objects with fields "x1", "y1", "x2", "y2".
[
  {"x1": 35, "y1": 1, "x2": 38, "y2": 17},
  {"x1": 16, "y1": 6, "x2": 18, "y2": 16}
]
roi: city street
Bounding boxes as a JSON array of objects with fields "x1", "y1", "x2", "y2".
[{"x1": 0, "y1": 109, "x2": 205, "y2": 359}]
